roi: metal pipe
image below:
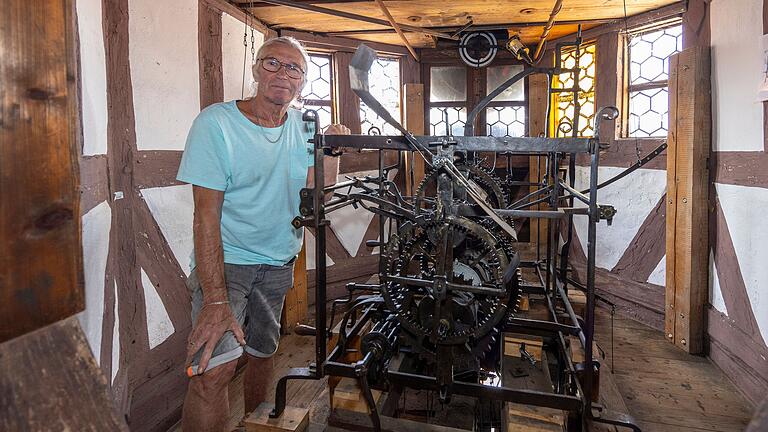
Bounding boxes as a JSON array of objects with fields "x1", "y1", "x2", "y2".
[
  {"x1": 248, "y1": 0, "x2": 458, "y2": 40},
  {"x1": 584, "y1": 137, "x2": 600, "y2": 414},
  {"x1": 313, "y1": 123, "x2": 327, "y2": 378}
]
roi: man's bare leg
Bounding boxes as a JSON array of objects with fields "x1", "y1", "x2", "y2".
[
  {"x1": 183, "y1": 360, "x2": 238, "y2": 432},
  {"x1": 244, "y1": 354, "x2": 274, "y2": 413}
]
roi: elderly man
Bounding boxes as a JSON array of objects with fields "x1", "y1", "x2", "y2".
[{"x1": 177, "y1": 36, "x2": 349, "y2": 431}]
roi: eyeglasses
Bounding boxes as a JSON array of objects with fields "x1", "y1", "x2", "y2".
[{"x1": 258, "y1": 57, "x2": 305, "y2": 79}]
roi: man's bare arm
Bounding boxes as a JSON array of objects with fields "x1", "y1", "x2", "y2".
[
  {"x1": 193, "y1": 186, "x2": 227, "y2": 303},
  {"x1": 306, "y1": 124, "x2": 349, "y2": 189},
  {"x1": 187, "y1": 186, "x2": 245, "y2": 373}
]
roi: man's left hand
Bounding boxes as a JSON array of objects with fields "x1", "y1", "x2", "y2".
[{"x1": 324, "y1": 124, "x2": 351, "y2": 135}]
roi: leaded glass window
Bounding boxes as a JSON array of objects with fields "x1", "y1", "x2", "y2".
[
  {"x1": 427, "y1": 63, "x2": 527, "y2": 137},
  {"x1": 485, "y1": 64, "x2": 526, "y2": 137},
  {"x1": 430, "y1": 107, "x2": 467, "y2": 136},
  {"x1": 486, "y1": 106, "x2": 526, "y2": 137},
  {"x1": 301, "y1": 53, "x2": 333, "y2": 130},
  {"x1": 627, "y1": 24, "x2": 682, "y2": 137},
  {"x1": 428, "y1": 66, "x2": 468, "y2": 136},
  {"x1": 553, "y1": 43, "x2": 596, "y2": 137},
  {"x1": 360, "y1": 57, "x2": 401, "y2": 135}
]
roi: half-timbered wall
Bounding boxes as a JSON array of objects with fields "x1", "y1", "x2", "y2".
[
  {"x1": 75, "y1": 1, "x2": 413, "y2": 428},
  {"x1": 560, "y1": 0, "x2": 768, "y2": 406},
  {"x1": 75, "y1": 0, "x2": 266, "y2": 429},
  {"x1": 545, "y1": 4, "x2": 687, "y2": 330},
  {"x1": 706, "y1": 0, "x2": 768, "y2": 407}
]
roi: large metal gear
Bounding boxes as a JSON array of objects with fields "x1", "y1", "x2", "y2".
[
  {"x1": 415, "y1": 161, "x2": 509, "y2": 216},
  {"x1": 380, "y1": 216, "x2": 521, "y2": 359}
]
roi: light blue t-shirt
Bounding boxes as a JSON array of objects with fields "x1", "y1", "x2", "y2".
[{"x1": 177, "y1": 101, "x2": 315, "y2": 267}]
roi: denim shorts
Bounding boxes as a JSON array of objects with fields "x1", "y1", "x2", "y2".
[{"x1": 186, "y1": 261, "x2": 294, "y2": 374}]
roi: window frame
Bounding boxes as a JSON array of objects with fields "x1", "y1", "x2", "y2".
[
  {"x1": 621, "y1": 20, "x2": 683, "y2": 138},
  {"x1": 359, "y1": 55, "x2": 402, "y2": 136},
  {"x1": 550, "y1": 41, "x2": 598, "y2": 138},
  {"x1": 301, "y1": 51, "x2": 335, "y2": 129},
  {"x1": 423, "y1": 59, "x2": 529, "y2": 137}
]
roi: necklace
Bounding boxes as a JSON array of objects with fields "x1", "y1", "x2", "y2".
[
  {"x1": 242, "y1": 101, "x2": 287, "y2": 144},
  {"x1": 260, "y1": 122, "x2": 285, "y2": 144}
]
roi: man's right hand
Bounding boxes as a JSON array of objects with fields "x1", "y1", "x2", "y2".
[{"x1": 186, "y1": 303, "x2": 245, "y2": 373}]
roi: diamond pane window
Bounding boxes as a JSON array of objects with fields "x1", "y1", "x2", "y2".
[
  {"x1": 486, "y1": 106, "x2": 526, "y2": 137},
  {"x1": 360, "y1": 57, "x2": 401, "y2": 135},
  {"x1": 552, "y1": 43, "x2": 596, "y2": 137},
  {"x1": 427, "y1": 63, "x2": 526, "y2": 137},
  {"x1": 627, "y1": 24, "x2": 682, "y2": 137},
  {"x1": 430, "y1": 107, "x2": 467, "y2": 136},
  {"x1": 301, "y1": 54, "x2": 333, "y2": 130}
]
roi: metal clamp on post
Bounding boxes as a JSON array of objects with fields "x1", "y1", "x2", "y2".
[
  {"x1": 598, "y1": 205, "x2": 617, "y2": 225},
  {"x1": 299, "y1": 188, "x2": 314, "y2": 217}
]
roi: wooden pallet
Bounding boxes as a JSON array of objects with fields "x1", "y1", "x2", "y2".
[
  {"x1": 503, "y1": 352, "x2": 567, "y2": 431},
  {"x1": 244, "y1": 402, "x2": 309, "y2": 432},
  {"x1": 332, "y1": 377, "x2": 382, "y2": 413},
  {"x1": 504, "y1": 332, "x2": 544, "y2": 362}
]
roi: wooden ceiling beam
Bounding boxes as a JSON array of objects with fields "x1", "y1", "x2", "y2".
[
  {"x1": 324, "y1": 18, "x2": 616, "y2": 36},
  {"x1": 235, "y1": 0, "x2": 370, "y2": 7},
  {"x1": 548, "y1": 0, "x2": 687, "y2": 45},
  {"x1": 240, "y1": 0, "x2": 459, "y2": 40},
  {"x1": 373, "y1": 0, "x2": 418, "y2": 61}
]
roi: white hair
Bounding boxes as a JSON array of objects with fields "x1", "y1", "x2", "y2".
[{"x1": 250, "y1": 36, "x2": 310, "y2": 105}]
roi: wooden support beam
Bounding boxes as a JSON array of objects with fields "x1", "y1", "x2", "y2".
[
  {"x1": 402, "y1": 83, "x2": 425, "y2": 196},
  {"x1": 528, "y1": 73, "x2": 549, "y2": 248},
  {"x1": 202, "y1": 0, "x2": 273, "y2": 36},
  {"x1": 372, "y1": 0, "x2": 418, "y2": 61},
  {"x1": 245, "y1": 0, "x2": 457, "y2": 40},
  {"x1": 281, "y1": 243, "x2": 308, "y2": 331},
  {"x1": 333, "y1": 51, "x2": 361, "y2": 134},
  {"x1": 281, "y1": 29, "x2": 410, "y2": 56},
  {"x1": 665, "y1": 47, "x2": 710, "y2": 354},
  {"x1": 1, "y1": 0, "x2": 83, "y2": 342},
  {"x1": 0, "y1": 318, "x2": 128, "y2": 430}
]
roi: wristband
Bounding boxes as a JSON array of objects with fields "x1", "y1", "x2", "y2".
[{"x1": 202, "y1": 300, "x2": 230, "y2": 309}]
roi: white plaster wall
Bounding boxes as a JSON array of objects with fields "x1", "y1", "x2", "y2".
[
  {"x1": 709, "y1": 251, "x2": 728, "y2": 315},
  {"x1": 328, "y1": 170, "x2": 379, "y2": 257},
  {"x1": 715, "y1": 182, "x2": 768, "y2": 341},
  {"x1": 711, "y1": 0, "x2": 764, "y2": 152},
  {"x1": 76, "y1": 0, "x2": 109, "y2": 155},
  {"x1": 305, "y1": 230, "x2": 335, "y2": 270},
  {"x1": 129, "y1": 0, "x2": 200, "y2": 151},
  {"x1": 222, "y1": 12, "x2": 263, "y2": 101},
  {"x1": 328, "y1": 169, "x2": 399, "y2": 257},
  {"x1": 140, "y1": 268, "x2": 175, "y2": 349},
  {"x1": 647, "y1": 255, "x2": 666, "y2": 286},
  {"x1": 141, "y1": 184, "x2": 195, "y2": 275},
  {"x1": 572, "y1": 167, "x2": 667, "y2": 271},
  {"x1": 77, "y1": 201, "x2": 112, "y2": 364},
  {"x1": 112, "y1": 280, "x2": 120, "y2": 384}
]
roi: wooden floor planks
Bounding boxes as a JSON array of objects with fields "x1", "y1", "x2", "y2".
[
  {"x1": 169, "y1": 292, "x2": 754, "y2": 431},
  {"x1": 593, "y1": 306, "x2": 752, "y2": 431}
]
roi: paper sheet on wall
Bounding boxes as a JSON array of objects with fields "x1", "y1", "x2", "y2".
[{"x1": 760, "y1": 34, "x2": 768, "y2": 101}]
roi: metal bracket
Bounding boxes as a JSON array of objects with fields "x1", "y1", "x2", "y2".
[
  {"x1": 598, "y1": 205, "x2": 617, "y2": 225},
  {"x1": 299, "y1": 188, "x2": 314, "y2": 216}
]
